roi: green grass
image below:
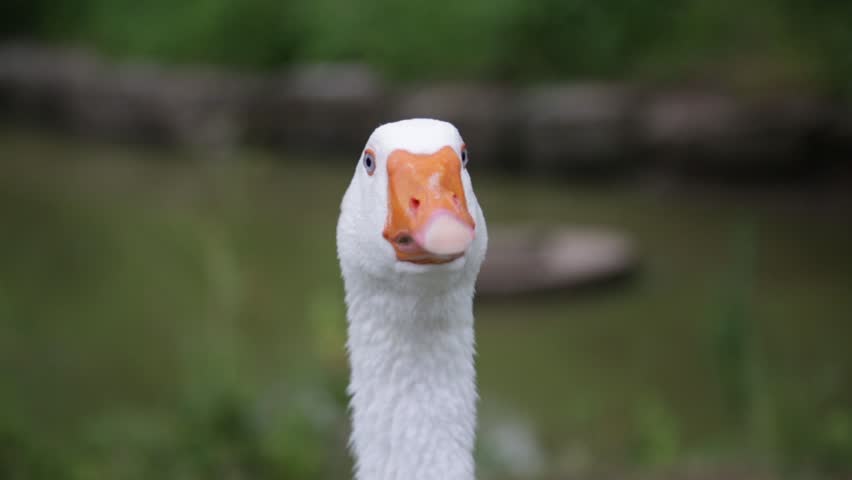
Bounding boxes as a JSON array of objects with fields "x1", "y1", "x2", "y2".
[{"x1": 0, "y1": 130, "x2": 851, "y2": 478}]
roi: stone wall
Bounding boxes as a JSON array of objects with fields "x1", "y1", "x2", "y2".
[{"x1": 1, "y1": 43, "x2": 848, "y2": 178}]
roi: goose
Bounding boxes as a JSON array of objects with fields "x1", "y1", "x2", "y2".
[{"x1": 337, "y1": 118, "x2": 488, "y2": 480}]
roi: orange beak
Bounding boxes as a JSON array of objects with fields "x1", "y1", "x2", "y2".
[{"x1": 382, "y1": 146, "x2": 476, "y2": 264}]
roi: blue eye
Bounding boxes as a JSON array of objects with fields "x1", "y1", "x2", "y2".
[
  {"x1": 461, "y1": 146, "x2": 469, "y2": 167},
  {"x1": 363, "y1": 150, "x2": 376, "y2": 175}
]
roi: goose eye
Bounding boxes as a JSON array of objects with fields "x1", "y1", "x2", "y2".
[
  {"x1": 363, "y1": 150, "x2": 376, "y2": 175},
  {"x1": 461, "y1": 146, "x2": 469, "y2": 167}
]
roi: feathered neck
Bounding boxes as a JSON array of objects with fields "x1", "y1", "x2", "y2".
[{"x1": 343, "y1": 273, "x2": 478, "y2": 480}]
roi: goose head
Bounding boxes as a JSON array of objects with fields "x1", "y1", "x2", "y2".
[{"x1": 337, "y1": 118, "x2": 488, "y2": 290}]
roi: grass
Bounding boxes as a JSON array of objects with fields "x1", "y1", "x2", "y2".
[{"x1": 0, "y1": 130, "x2": 851, "y2": 478}]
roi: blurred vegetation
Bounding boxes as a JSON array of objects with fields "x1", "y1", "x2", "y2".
[
  {"x1": 2, "y1": 0, "x2": 852, "y2": 92},
  {"x1": 0, "y1": 130, "x2": 851, "y2": 478},
  {"x1": 1, "y1": 2, "x2": 851, "y2": 478}
]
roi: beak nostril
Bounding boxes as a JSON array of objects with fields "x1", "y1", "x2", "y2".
[
  {"x1": 409, "y1": 198, "x2": 420, "y2": 212},
  {"x1": 452, "y1": 193, "x2": 461, "y2": 209},
  {"x1": 395, "y1": 234, "x2": 414, "y2": 246}
]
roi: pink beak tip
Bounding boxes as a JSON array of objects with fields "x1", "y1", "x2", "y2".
[{"x1": 418, "y1": 213, "x2": 475, "y2": 256}]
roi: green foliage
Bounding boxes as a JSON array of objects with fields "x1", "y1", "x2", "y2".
[
  {"x1": 630, "y1": 395, "x2": 681, "y2": 468},
  {"x1": 702, "y1": 222, "x2": 852, "y2": 473},
  {"x1": 776, "y1": 383, "x2": 852, "y2": 473},
  {"x1": 0, "y1": 0, "x2": 40, "y2": 36},
  {"x1": 78, "y1": 0, "x2": 304, "y2": 67},
  {"x1": 2, "y1": 0, "x2": 851, "y2": 89},
  {"x1": 710, "y1": 223, "x2": 758, "y2": 426},
  {"x1": 816, "y1": 410, "x2": 852, "y2": 471},
  {"x1": 500, "y1": 0, "x2": 681, "y2": 80},
  {"x1": 703, "y1": 222, "x2": 783, "y2": 466},
  {"x1": 65, "y1": 386, "x2": 344, "y2": 480},
  {"x1": 0, "y1": 418, "x2": 69, "y2": 480}
]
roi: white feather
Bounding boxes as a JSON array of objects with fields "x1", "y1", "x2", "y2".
[{"x1": 337, "y1": 119, "x2": 488, "y2": 480}]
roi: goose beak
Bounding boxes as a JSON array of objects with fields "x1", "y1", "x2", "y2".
[{"x1": 383, "y1": 146, "x2": 475, "y2": 264}]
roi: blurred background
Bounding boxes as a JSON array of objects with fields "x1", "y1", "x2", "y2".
[{"x1": 1, "y1": 1, "x2": 851, "y2": 479}]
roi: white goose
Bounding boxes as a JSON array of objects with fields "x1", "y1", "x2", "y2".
[{"x1": 337, "y1": 118, "x2": 488, "y2": 480}]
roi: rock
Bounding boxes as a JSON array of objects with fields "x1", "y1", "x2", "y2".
[
  {"x1": 153, "y1": 68, "x2": 256, "y2": 150},
  {"x1": 476, "y1": 225, "x2": 637, "y2": 296},
  {"x1": 0, "y1": 43, "x2": 842, "y2": 179},
  {"x1": 0, "y1": 45, "x2": 255, "y2": 150},
  {"x1": 73, "y1": 64, "x2": 255, "y2": 149},
  {"x1": 517, "y1": 84, "x2": 637, "y2": 172},
  {"x1": 391, "y1": 84, "x2": 517, "y2": 168},
  {"x1": 638, "y1": 90, "x2": 831, "y2": 175},
  {"x1": 639, "y1": 90, "x2": 743, "y2": 154},
  {"x1": 71, "y1": 63, "x2": 173, "y2": 143},
  {"x1": 0, "y1": 44, "x2": 103, "y2": 129},
  {"x1": 246, "y1": 63, "x2": 387, "y2": 154}
]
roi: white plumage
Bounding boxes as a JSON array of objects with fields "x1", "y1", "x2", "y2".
[{"x1": 337, "y1": 119, "x2": 488, "y2": 480}]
